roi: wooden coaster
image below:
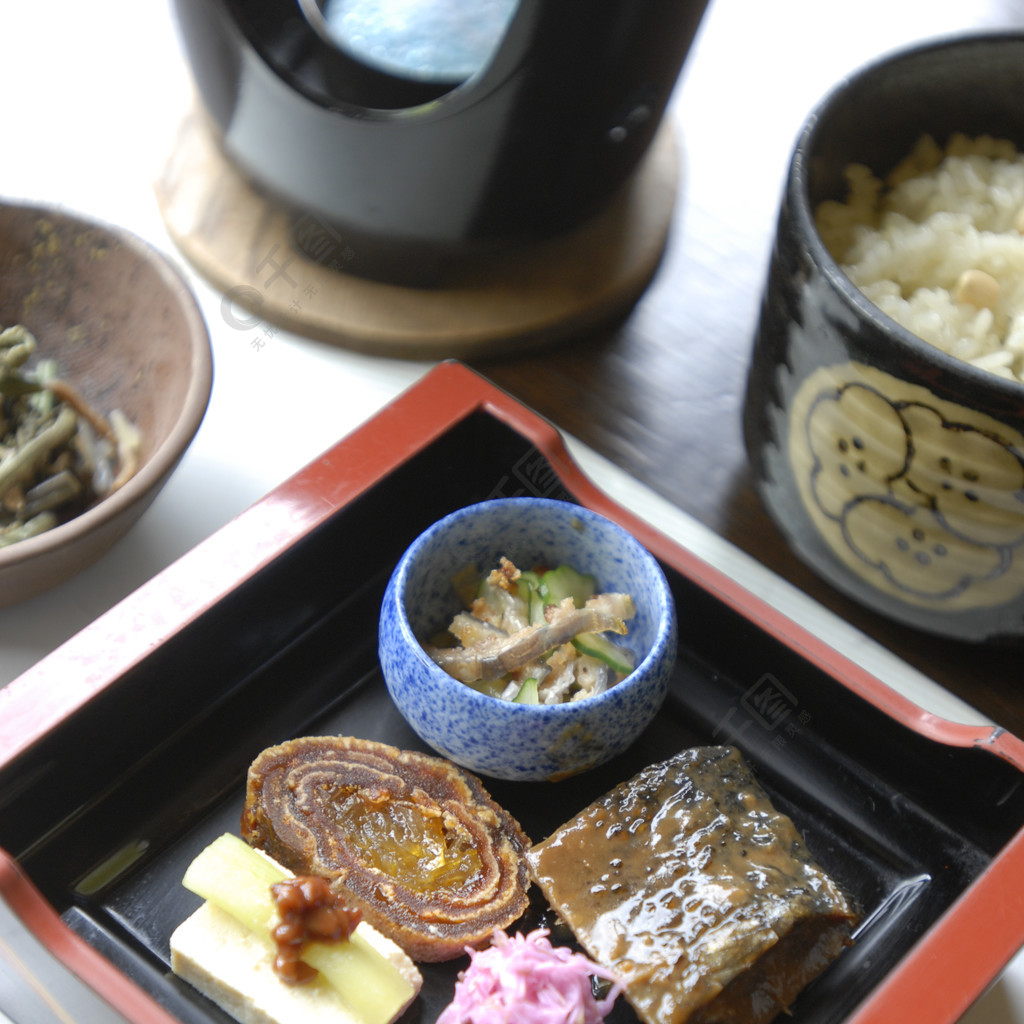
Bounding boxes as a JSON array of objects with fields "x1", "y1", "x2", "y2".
[{"x1": 155, "y1": 109, "x2": 680, "y2": 359}]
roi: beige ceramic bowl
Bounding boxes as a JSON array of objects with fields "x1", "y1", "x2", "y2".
[{"x1": 0, "y1": 202, "x2": 212, "y2": 607}]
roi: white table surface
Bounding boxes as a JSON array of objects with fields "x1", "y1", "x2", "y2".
[{"x1": 0, "y1": 2, "x2": 1022, "y2": 1021}]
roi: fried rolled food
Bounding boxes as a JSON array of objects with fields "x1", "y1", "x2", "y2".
[
  {"x1": 241, "y1": 736, "x2": 531, "y2": 962},
  {"x1": 527, "y1": 746, "x2": 858, "y2": 1024}
]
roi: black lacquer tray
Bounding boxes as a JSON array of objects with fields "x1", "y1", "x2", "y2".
[{"x1": 2, "y1": 362, "x2": 1023, "y2": 1024}]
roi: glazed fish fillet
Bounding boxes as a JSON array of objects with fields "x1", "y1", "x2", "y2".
[{"x1": 527, "y1": 746, "x2": 858, "y2": 1024}]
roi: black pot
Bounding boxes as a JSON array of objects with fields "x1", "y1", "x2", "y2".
[{"x1": 173, "y1": 0, "x2": 708, "y2": 283}]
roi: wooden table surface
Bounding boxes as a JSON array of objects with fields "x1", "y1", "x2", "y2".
[{"x1": 469, "y1": 0, "x2": 1024, "y2": 737}]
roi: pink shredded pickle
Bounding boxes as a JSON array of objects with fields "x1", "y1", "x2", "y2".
[{"x1": 437, "y1": 928, "x2": 623, "y2": 1024}]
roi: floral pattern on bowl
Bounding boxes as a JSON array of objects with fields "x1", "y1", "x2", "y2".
[{"x1": 789, "y1": 362, "x2": 1024, "y2": 610}]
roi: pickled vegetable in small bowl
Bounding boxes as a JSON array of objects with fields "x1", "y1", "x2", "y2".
[
  {"x1": 426, "y1": 556, "x2": 639, "y2": 705},
  {"x1": 378, "y1": 498, "x2": 677, "y2": 782}
]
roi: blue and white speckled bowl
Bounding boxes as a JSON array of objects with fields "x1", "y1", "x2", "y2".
[{"x1": 378, "y1": 498, "x2": 677, "y2": 782}]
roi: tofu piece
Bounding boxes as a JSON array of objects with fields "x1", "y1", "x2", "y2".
[
  {"x1": 171, "y1": 902, "x2": 421, "y2": 1024},
  {"x1": 527, "y1": 746, "x2": 858, "y2": 1024}
]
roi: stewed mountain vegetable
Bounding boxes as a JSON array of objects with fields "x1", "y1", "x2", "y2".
[{"x1": 0, "y1": 324, "x2": 141, "y2": 547}]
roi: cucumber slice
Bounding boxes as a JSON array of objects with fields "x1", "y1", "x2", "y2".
[
  {"x1": 513, "y1": 677, "x2": 540, "y2": 704},
  {"x1": 469, "y1": 676, "x2": 509, "y2": 699},
  {"x1": 539, "y1": 565, "x2": 596, "y2": 609},
  {"x1": 517, "y1": 571, "x2": 547, "y2": 625},
  {"x1": 182, "y1": 834, "x2": 416, "y2": 1024},
  {"x1": 517, "y1": 570, "x2": 541, "y2": 592},
  {"x1": 571, "y1": 631, "x2": 634, "y2": 676}
]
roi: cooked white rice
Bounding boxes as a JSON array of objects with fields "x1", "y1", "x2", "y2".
[{"x1": 816, "y1": 132, "x2": 1024, "y2": 383}]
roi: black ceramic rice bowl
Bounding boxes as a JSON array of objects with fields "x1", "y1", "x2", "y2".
[{"x1": 743, "y1": 32, "x2": 1024, "y2": 643}]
